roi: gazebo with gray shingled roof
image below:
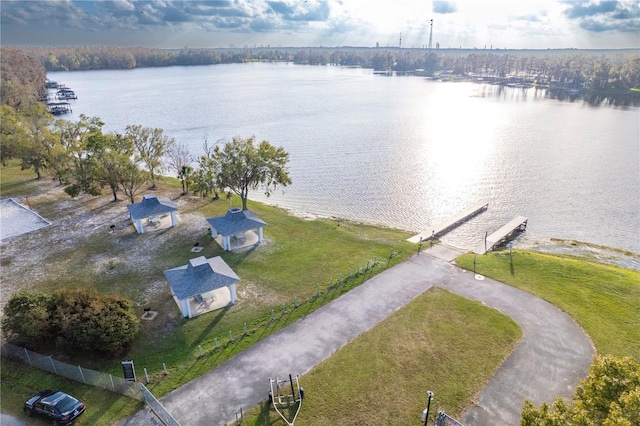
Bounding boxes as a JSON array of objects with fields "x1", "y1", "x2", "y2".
[
  {"x1": 207, "y1": 207, "x2": 266, "y2": 251},
  {"x1": 127, "y1": 194, "x2": 178, "y2": 234},
  {"x1": 164, "y1": 255, "x2": 239, "y2": 318}
]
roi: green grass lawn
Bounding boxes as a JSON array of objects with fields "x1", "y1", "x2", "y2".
[
  {"x1": 3, "y1": 163, "x2": 639, "y2": 425},
  {"x1": 238, "y1": 250, "x2": 639, "y2": 426},
  {"x1": 0, "y1": 358, "x2": 143, "y2": 426},
  {"x1": 456, "y1": 250, "x2": 640, "y2": 360},
  {"x1": 0, "y1": 160, "x2": 45, "y2": 199},
  {"x1": 116, "y1": 196, "x2": 418, "y2": 397},
  {"x1": 240, "y1": 288, "x2": 521, "y2": 425},
  {"x1": 0, "y1": 163, "x2": 417, "y2": 422}
]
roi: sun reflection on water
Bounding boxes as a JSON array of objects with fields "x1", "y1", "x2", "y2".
[{"x1": 414, "y1": 87, "x2": 500, "y2": 224}]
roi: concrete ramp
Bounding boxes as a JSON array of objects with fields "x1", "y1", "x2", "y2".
[{"x1": 423, "y1": 243, "x2": 467, "y2": 262}]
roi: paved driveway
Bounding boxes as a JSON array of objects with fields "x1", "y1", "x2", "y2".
[
  {"x1": 0, "y1": 414, "x2": 28, "y2": 426},
  {"x1": 120, "y1": 253, "x2": 594, "y2": 426}
]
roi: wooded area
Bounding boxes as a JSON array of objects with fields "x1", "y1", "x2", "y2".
[
  {"x1": 2, "y1": 46, "x2": 639, "y2": 113},
  {"x1": 4, "y1": 45, "x2": 640, "y2": 95},
  {"x1": 0, "y1": 48, "x2": 47, "y2": 108}
]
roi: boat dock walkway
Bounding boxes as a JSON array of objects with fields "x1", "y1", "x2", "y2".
[
  {"x1": 474, "y1": 216, "x2": 528, "y2": 255},
  {"x1": 408, "y1": 201, "x2": 489, "y2": 243}
]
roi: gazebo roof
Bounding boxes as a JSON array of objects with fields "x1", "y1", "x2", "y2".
[
  {"x1": 164, "y1": 256, "x2": 240, "y2": 300},
  {"x1": 127, "y1": 194, "x2": 177, "y2": 219},
  {"x1": 207, "y1": 208, "x2": 266, "y2": 236}
]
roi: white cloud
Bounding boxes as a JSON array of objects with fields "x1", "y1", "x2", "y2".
[{"x1": 0, "y1": 0, "x2": 637, "y2": 48}]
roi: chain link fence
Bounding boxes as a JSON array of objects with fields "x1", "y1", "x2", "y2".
[
  {"x1": 187, "y1": 254, "x2": 389, "y2": 357},
  {"x1": 1, "y1": 342, "x2": 141, "y2": 401},
  {"x1": 1, "y1": 252, "x2": 400, "y2": 425},
  {"x1": 139, "y1": 383, "x2": 180, "y2": 426}
]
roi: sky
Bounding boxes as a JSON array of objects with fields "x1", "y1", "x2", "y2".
[{"x1": 1, "y1": 0, "x2": 639, "y2": 50}]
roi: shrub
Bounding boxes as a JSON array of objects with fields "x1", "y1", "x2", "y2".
[
  {"x1": 521, "y1": 355, "x2": 640, "y2": 425},
  {"x1": 1, "y1": 291, "x2": 55, "y2": 346},
  {"x1": 51, "y1": 288, "x2": 140, "y2": 355},
  {"x1": 2, "y1": 288, "x2": 140, "y2": 356}
]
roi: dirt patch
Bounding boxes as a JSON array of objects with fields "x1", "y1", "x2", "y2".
[
  {"x1": 238, "y1": 281, "x2": 281, "y2": 306},
  {"x1": 0, "y1": 182, "x2": 211, "y2": 316}
]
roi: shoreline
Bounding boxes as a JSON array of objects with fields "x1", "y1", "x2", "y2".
[
  {"x1": 256, "y1": 199, "x2": 640, "y2": 271},
  {"x1": 523, "y1": 239, "x2": 640, "y2": 272}
]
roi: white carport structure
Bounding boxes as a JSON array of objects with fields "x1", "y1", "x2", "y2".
[
  {"x1": 164, "y1": 256, "x2": 240, "y2": 318},
  {"x1": 127, "y1": 194, "x2": 178, "y2": 234},
  {"x1": 207, "y1": 207, "x2": 267, "y2": 251}
]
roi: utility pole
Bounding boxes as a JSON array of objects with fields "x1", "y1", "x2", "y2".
[
  {"x1": 428, "y1": 19, "x2": 433, "y2": 49},
  {"x1": 399, "y1": 32, "x2": 402, "y2": 49},
  {"x1": 423, "y1": 391, "x2": 434, "y2": 425}
]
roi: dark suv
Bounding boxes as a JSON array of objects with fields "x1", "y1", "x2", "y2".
[{"x1": 23, "y1": 390, "x2": 85, "y2": 425}]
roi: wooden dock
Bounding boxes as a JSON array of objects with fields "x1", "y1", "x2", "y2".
[
  {"x1": 408, "y1": 201, "x2": 489, "y2": 243},
  {"x1": 474, "y1": 216, "x2": 528, "y2": 255}
]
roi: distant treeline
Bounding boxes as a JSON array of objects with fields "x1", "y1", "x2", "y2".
[
  {"x1": 25, "y1": 46, "x2": 640, "y2": 90},
  {"x1": 2, "y1": 46, "x2": 639, "y2": 109}
]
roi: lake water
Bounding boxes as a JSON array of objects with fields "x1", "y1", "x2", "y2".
[{"x1": 48, "y1": 63, "x2": 640, "y2": 253}]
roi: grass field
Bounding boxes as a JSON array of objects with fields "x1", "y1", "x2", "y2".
[
  {"x1": 2, "y1": 163, "x2": 639, "y2": 425},
  {"x1": 0, "y1": 162, "x2": 418, "y2": 423},
  {"x1": 0, "y1": 358, "x2": 144, "y2": 425},
  {"x1": 241, "y1": 288, "x2": 521, "y2": 425},
  {"x1": 456, "y1": 250, "x2": 640, "y2": 360},
  {"x1": 238, "y1": 250, "x2": 640, "y2": 426}
]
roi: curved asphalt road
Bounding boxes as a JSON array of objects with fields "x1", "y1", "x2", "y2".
[{"x1": 120, "y1": 251, "x2": 594, "y2": 426}]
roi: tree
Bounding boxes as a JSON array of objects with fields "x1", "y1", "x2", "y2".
[
  {"x1": 178, "y1": 165, "x2": 194, "y2": 194},
  {"x1": 126, "y1": 124, "x2": 174, "y2": 189},
  {"x1": 521, "y1": 355, "x2": 640, "y2": 426},
  {"x1": 192, "y1": 137, "x2": 222, "y2": 199},
  {"x1": 213, "y1": 136, "x2": 291, "y2": 210},
  {"x1": 0, "y1": 105, "x2": 27, "y2": 166},
  {"x1": 53, "y1": 114, "x2": 104, "y2": 188},
  {"x1": 51, "y1": 288, "x2": 139, "y2": 355},
  {"x1": 2, "y1": 289, "x2": 140, "y2": 356},
  {"x1": 1, "y1": 291, "x2": 55, "y2": 346},
  {"x1": 17, "y1": 103, "x2": 54, "y2": 180},
  {"x1": 167, "y1": 142, "x2": 193, "y2": 194},
  {"x1": 0, "y1": 47, "x2": 47, "y2": 108},
  {"x1": 119, "y1": 159, "x2": 148, "y2": 204},
  {"x1": 88, "y1": 131, "x2": 135, "y2": 201},
  {"x1": 58, "y1": 115, "x2": 106, "y2": 197},
  {"x1": 605, "y1": 388, "x2": 640, "y2": 426},
  {"x1": 191, "y1": 167, "x2": 208, "y2": 198}
]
